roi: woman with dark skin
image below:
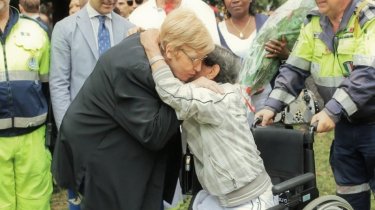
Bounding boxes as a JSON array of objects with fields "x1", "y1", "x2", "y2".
[{"x1": 218, "y1": 0, "x2": 290, "y2": 115}]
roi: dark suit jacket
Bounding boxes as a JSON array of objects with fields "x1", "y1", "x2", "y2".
[{"x1": 52, "y1": 34, "x2": 182, "y2": 210}]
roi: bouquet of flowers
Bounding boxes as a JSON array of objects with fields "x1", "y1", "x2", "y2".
[{"x1": 239, "y1": 0, "x2": 316, "y2": 92}]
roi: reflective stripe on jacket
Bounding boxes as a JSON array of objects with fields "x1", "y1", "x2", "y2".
[
  {"x1": 267, "y1": 0, "x2": 375, "y2": 123},
  {"x1": 0, "y1": 8, "x2": 50, "y2": 132}
]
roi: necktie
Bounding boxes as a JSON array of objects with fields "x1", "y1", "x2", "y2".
[{"x1": 98, "y1": 15, "x2": 111, "y2": 55}]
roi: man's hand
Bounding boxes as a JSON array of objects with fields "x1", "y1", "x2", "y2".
[
  {"x1": 254, "y1": 109, "x2": 275, "y2": 126},
  {"x1": 310, "y1": 110, "x2": 335, "y2": 133},
  {"x1": 191, "y1": 76, "x2": 224, "y2": 94}
]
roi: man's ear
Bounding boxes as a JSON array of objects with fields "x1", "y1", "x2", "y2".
[{"x1": 206, "y1": 64, "x2": 220, "y2": 80}]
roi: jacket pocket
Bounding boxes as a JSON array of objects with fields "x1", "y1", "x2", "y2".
[{"x1": 202, "y1": 154, "x2": 237, "y2": 195}]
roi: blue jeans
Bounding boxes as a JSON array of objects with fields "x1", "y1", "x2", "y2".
[{"x1": 331, "y1": 120, "x2": 375, "y2": 210}]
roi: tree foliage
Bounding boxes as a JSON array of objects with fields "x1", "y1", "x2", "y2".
[
  {"x1": 210, "y1": 0, "x2": 288, "y2": 13},
  {"x1": 254, "y1": 0, "x2": 288, "y2": 13}
]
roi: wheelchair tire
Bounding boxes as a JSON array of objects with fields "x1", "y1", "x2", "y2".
[{"x1": 303, "y1": 195, "x2": 353, "y2": 210}]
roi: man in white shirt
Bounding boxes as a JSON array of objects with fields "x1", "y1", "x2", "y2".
[{"x1": 129, "y1": 0, "x2": 220, "y2": 44}]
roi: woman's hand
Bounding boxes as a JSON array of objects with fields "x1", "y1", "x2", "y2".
[
  {"x1": 191, "y1": 77, "x2": 224, "y2": 94},
  {"x1": 264, "y1": 36, "x2": 290, "y2": 60},
  {"x1": 140, "y1": 29, "x2": 160, "y2": 54},
  {"x1": 127, "y1": 26, "x2": 145, "y2": 36}
]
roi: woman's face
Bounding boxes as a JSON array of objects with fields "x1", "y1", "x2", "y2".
[
  {"x1": 166, "y1": 46, "x2": 208, "y2": 82},
  {"x1": 191, "y1": 63, "x2": 217, "y2": 81},
  {"x1": 224, "y1": 0, "x2": 251, "y2": 18}
]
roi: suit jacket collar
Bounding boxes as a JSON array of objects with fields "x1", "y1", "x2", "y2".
[
  {"x1": 76, "y1": 6, "x2": 126, "y2": 60},
  {"x1": 77, "y1": 7, "x2": 99, "y2": 59}
]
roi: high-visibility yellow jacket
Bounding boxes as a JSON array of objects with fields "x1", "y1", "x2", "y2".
[
  {"x1": 0, "y1": 7, "x2": 50, "y2": 135},
  {"x1": 266, "y1": 0, "x2": 375, "y2": 123}
]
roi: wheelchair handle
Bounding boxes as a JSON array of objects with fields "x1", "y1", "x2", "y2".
[
  {"x1": 309, "y1": 121, "x2": 318, "y2": 133},
  {"x1": 252, "y1": 117, "x2": 262, "y2": 128}
]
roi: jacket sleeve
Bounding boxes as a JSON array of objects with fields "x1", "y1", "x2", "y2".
[
  {"x1": 265, "y1": 21, "x2": 313, "y2": 112},
  {"x1": 110, "y1": 58, "x2": 180, "y2": 151},
  {"x1": 152, "y1": 67, "x2": 225, "y2": 125},
  {"x1": 325, "y1": 20, "x2": 375, "y2": 120},
  {"x1": 265, "y1": 63, "x2": 310, "y2": 112},
  {"x1": 49, "y1": 21, "x2": 72, "y2": 129}
]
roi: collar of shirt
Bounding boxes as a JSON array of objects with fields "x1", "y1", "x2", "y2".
[{"x1": 86, "y1": 2, "x2": 112, "y2": 20}]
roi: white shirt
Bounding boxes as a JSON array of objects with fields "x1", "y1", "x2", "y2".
[
  {"x1": 86, "y1": 3, "x2": 115, "y2": 50},
  {"x1": 129, "y1": 0, "x2": 221, "y2": 44},
  {"x1": 217, "y1": 21, "x2": 256, "y2": 59},
  {"x1": 218, "y1": 21, "x2": 272, "y2": 113}
]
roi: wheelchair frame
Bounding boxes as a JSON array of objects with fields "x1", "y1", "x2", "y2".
[{"x1": 251, "y1": 123, "x2": 353, "y2": 210}]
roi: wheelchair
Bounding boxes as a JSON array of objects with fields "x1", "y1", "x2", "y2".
[
  {"x1": 184, "y1": 89, "x2": 353, "y2": 209},
  {"x1": 251, "y1": 120, "x2": 353, "y2": 210}
]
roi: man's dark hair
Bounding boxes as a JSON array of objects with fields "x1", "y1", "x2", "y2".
[{"x1": 19, "y1": 0, "x2": 40, "y2": 13}]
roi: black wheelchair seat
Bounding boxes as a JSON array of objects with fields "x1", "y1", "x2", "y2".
[{"x1": 251, "y1": 124, "x2": 318, "y2": 209}]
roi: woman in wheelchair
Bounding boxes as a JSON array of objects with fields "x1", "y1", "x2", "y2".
[{"x1": 141, "y1": 30, "x2": 278, "y2": 210}]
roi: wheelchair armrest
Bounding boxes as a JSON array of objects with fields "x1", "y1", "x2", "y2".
[{"x1": 272, "y1": 172, "x2": 315, "y2": 194}]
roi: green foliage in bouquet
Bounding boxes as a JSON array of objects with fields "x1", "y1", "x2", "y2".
[{"x1": 239, "y1": 0, "x2": 316, "y2": 92}]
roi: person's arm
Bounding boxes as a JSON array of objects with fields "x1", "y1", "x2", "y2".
[
  {"x1": 49, "y1": 22, "x2": 72, "y2": 129},
  {"x1": 312, "y1": 21, "x2": 375, "y2": 132},
  {"x1": 140, "y1": 29, "x2": 223, "y2": 92},
  {"x1": 140, "y1": 30, "x2": 225, "y2": 124},
  {"x1": 256, "y1": 23, "x2": 313, "y2": 125}
]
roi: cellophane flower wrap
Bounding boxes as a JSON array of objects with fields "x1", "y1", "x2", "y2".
[{"x1": 239, "y1": 0, "x2": 316, "y2": 92}]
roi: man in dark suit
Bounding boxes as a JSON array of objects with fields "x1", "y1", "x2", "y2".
[
  {"x1": 50, "y1": 1, "x2": 134, "y2": 209},
  {"x1": 52, "y1": 8, "x2": 215, "y2": 210}
]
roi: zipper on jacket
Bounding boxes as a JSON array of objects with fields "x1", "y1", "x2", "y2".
[
  {"x1": 209, "y1": 155, "x2": 238, "y2": 189},
  {"x1": 232, "y1": 179, "x2": 237, "y2": 189}
]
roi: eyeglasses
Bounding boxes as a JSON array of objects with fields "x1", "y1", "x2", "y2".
[
  {"x1": 126, "y1": 0, "x2": 143, "y2": 6},
  {"x1": 180, "y1": 49, "x2": 207, "y2": 67}
]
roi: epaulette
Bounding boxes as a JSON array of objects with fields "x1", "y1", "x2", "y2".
[
  {"x1": 357, "y1": 0, "x2": 375, "y2": 27},
  {"x1": 304, "y1": 8, "x2": 320, "y2": 25}
]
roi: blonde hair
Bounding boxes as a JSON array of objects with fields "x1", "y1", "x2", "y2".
[{"x1": 160, "y1": 8, "x2": 215, "y2": 55}]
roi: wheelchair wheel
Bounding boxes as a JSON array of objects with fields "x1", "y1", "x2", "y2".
[{"x1": 303, "y1": 195, "x2": 353, "y2": 210}]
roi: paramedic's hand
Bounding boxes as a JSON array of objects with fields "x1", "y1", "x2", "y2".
[
  {"x1": 192, "y1": 76, "x2": 224, "y2": 94},
  {"x1": 311, "y1": 110, "x2": 335, "y2": 133},
  {"x1": 254, "y1": 109, "x2": 275, "y2": 126}
]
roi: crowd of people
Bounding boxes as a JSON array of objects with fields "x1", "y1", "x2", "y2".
[{"x1": 1, "y1": 0, "x2": 374, "y2": 210}]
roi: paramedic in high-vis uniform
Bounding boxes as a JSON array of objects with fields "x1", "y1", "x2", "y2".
[
  {"x1": 255, "y1": 0, "x2": 375, "y2": 209},
  {"x1": 0, "y1": 1, "x2": 52, "y2": 209}
]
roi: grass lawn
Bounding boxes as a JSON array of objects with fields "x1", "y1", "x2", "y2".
[{"x1": 52, "y1": 130, "x2": 374, "y2": 210}]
